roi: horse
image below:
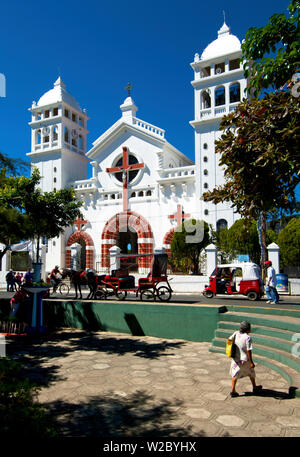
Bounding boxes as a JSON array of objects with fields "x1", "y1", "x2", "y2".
[{"x1": 61, "y1": 268, "x2": 86, "y2": 299}]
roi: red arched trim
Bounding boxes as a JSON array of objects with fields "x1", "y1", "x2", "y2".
[
  {"x1": 101, "y1": 211, "x2": 153, "y2": 270},
  {"x1": 66, "y1": 231, "x2": 95, "y2": 269}
]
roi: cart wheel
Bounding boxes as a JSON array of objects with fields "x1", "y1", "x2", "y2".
[
  {"x1": 140, "y1": 290, "x2": 155, "y2": 302},
  {"x1": 94, "y1": 290, "x2": 106, "y2": 300},
  {"x1": 156, "y1": 286, "x2": 172, "y2": 302},
  {"x1": 59, "y1": 283, "x2": 70, "y2": 296},
  {"x1": 203, "y1": 290, "x2": 214, "y2": 298},
  {"x1": 247, "y1": 291, "x2": 258, "y2": 301},
  {"x1": 116, "y1": 290, "x2": 127, "y2": 300}
]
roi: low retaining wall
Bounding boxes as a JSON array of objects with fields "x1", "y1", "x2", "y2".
[
  {"x1": 43, "y1": 300, "x2": 226, "y2": 342},
  {"x1": 1, "y1": 272, "x2": 300, "y2": 294}
]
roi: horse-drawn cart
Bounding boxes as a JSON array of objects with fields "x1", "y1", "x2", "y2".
[{"x1": 94, "y1": 252, "x2": 173, "y2": 302}]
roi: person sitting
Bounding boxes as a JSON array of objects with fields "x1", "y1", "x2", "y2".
[
  {"x1": 217, "y1": 268, "x2": 230, "y2": 293},
  {"x1": 50, "y1": 266, "x2": 61, "y2": 293}
]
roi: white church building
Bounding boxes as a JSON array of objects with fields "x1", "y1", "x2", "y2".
[{"x1": 27, "y1": 22, "x2": 245, "y2": 273}]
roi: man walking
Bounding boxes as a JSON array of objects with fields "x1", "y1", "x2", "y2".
[{"x1": 264, "y1": 260, "x2": 279, "y2": 304}]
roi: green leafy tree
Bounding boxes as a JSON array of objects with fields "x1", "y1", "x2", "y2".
[
  {"x1": 203, "y1": 1, "x2": 300, "y2": 276},
  {"x1": 216, "y1": 219, "x2": 277, "y2": 264},
  {"x1": 277, "y1": 217, "x2": 300, "y2": 266},
  {"x1": 203, "y1": 90, "x2": 299, "y2": 270},
  {"x1": 171, "y1": 219, "x2": 211, "y2": 274},
  {"x1": 242, "y1": 0, "x2": 300, "y2": 97},
  {"x1": 0, "y1": 167, "x2": 82, "y2": 264}
]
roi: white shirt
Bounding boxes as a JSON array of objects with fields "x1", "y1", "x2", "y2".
[
  {"x1": 267, "y1": 266, "x2": 277, "y2": 288},
  {"x1": 229, "y1": 331, "x2": 253, "y2": 362}
]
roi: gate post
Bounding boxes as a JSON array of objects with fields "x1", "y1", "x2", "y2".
[
  {"x1": 267, "y1": 242, "x2": 280, "y2": 274},
  {"x1": 205, "y1": 244, "x2": 217, "y2": 276},
  {"x1": 110, "y1": 245, "x2": 121, "y2": 274}
]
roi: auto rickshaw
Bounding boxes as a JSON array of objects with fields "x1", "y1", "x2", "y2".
[{"x1": 203, "y1": 262, "x2": 264, "y2": 301}]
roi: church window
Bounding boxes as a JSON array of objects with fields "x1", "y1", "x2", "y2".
[
  {"x1": 53, "y1": 107, "x2": 58, "y2": 116},
  {"x1": 229, "y1": 82, "x2": 241, "y2": 103},
  {"x1": 200, "y1": 66, "x2": 211, "y2": 78},
  {"x1": 53, "y1": 187, "x2": 56, "y2": 192},
  {"x1": 44, "y1": 110, "x2": 50, "y2": 118},
  {"x1": 204, "y1": 209, "x2": 209, "y2": 215},
  {"x1": 130, "y1": 192, "x2": 136, "y2": 198},
  {"x1": 111, "y1": 194, "x2": 115, "y2": 199},
  {"x1": 79, "y1": 117, "x2": 83, "y2": 126},
  {"x1": 37, "y1": 112, "x2": 42, "y2": 120},
  {"x1": 217, "y1": 219, "x2": 228, "y2": 231},
  {"x1": 78, "y1": 135, "x2": 83, "y2": 150},
  {"x1": 146, "y1": 190, "x2": 152, "y2": 196},
  {"x1": 215, "y1": 86, "x2": 225, "y2": 106},
  {"x1": 204, "y1": 183, "x2": 208, "y2": 189},
  {"x1": 104, "y1": 194, "x2": 108, "y2": 200},
  {"x1": 54, "y1": 167, "x2": 57, "y2": 172},
  {"x1": 64, "y1": 127, "x2": 69, "y2": 143},
  {"x1": 229, "y1": 59, "x2": 240, "y2": 71},
  {"x1": 36, "y1": 129, "x2": 42, "y2": 144},
  {"x1": 203, "y1": 156, "x2": 208, "y2": 162},
  {"x1": 215, "y1": 62, "x2": 225, "y2": 75},
  {"x1": 64, "y1": 109, "x2": 69, "y2": 118},
  {"x1": 138, "y1": 191, "x2": 144, "y2": 197},
  {"x1": 43, "y1": 135, "x2": 49, "y2": 143},
  {"x1": 204, "y1": 169, "x2": 208, "y2": 175},
  {"x1": 115, "y1": 154, "x2": 140, "y2": 183},
  {"x1": 72, "y1": 113, "x2": 76, "y2": 122},
  {"x1": 72, "y1": 138, "x2": 77, "y2": 147},
  {"x1": 53, "y1": 126, "x2": 58, "y2": 141},
  {"x1": 201, "y1": 90, "x2": 211, "y2": 109},
  {"x1": 203, "y1": 143, "x2": 208, "y2": 149},
  {"x1": 54, "y1": 177, "x2": 57, "y2": 183}
]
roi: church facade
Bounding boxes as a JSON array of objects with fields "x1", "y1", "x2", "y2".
[{"x1": 27, "y1": 22, "x2": 245, "y2": 273}]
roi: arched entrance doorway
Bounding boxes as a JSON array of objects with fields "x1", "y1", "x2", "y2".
[
  {"x1": 101, "y1": 211, "x2": 153, "y2": 273},
  {"x1": 66, "y1": 231, "x2": 95, "y2": 269}
]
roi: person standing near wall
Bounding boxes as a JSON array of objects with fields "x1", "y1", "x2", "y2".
[{"x1": 264, "y1": 260, "x2": 279, "y2": 304}]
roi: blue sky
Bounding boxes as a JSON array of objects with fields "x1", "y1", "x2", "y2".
[{"x1": 0, "y1": 0, "x2": 292, "y2": 177}]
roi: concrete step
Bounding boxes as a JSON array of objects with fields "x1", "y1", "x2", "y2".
[
  {"x1": 221, "y1": 311, "x2": 300, "y2": 333},
  {"x1": 215, "y1": 328, "x2": 295, "y2": 355},
  {"x1": 217, "y1": 321, "x2": 296, "y2": 342}
]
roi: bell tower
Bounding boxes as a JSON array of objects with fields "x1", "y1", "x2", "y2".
[
  {"x1": 27, "y1": 77, "x2": 89, "y2": 193},
  {"x1": 190, "y1": 21, "x2": 246, "y2": 230}
]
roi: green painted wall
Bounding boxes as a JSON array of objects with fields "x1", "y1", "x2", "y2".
[{"x1": 44, "y1": 300, "x2": 225, "y2": 342}]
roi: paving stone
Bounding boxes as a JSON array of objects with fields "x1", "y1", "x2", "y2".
[
  {"x1": 276, "y1": 416, "x2": 300, "y2": 427},
  {"x1": 216, "y1": 415, "x2": 245, "y2": 427},
  {"x1": 184, "y1": 407, "x2": 211, "y2": 419}
]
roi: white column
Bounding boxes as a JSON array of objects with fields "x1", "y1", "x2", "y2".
[
  {"x1": 206, "y1": 243, "x2": 217, "y2": 275},
  {"x1": 109, "y1": 245, "x2": 121, "y2": 274},
  {"x1": 267, "y1": 243, "x2": 280, "y2": 274}
]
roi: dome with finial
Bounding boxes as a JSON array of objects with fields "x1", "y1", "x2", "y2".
[
  {"x1": 37, "y1": 77, "x2": 82, "y2": 111},
  {"x1": 201, "y1": 21, "x2": 241, "y2": 60}
]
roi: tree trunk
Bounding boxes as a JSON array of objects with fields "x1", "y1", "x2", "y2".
[{"x1": 257, "y1": 211, "x2": 267, "y2": 281}]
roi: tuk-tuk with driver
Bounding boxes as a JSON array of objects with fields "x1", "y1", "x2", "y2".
[{"x1": 203, "y1": 262, "x2": 264, "y2": 301}]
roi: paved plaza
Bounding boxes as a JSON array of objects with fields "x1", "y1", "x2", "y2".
[{"x1": 7, "y1": 328, "x2": 300, "y2": 438}]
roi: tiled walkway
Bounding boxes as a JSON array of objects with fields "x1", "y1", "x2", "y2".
[{"x1": 7, "y1": 329, "x2": 300, "y2": 437}]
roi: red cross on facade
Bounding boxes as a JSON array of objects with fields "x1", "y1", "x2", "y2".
[
  {"x1": 106, "y1": 146, "x2": 145, "y2": 212},
  {"x1": 73, "y1": 215, "x2": 88, "y2": 232},
  {"x1": 168, "y1": 204, "x2": 191, "y2": 226}
]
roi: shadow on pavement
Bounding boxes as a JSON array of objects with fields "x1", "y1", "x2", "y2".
[{"x1": 45, "y1": 390, "x2": 199, "y2": 437}]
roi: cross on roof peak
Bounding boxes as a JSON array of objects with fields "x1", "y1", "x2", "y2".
[{"x1": 125, "y1": 82, "x2": 132, "y2": 97}]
